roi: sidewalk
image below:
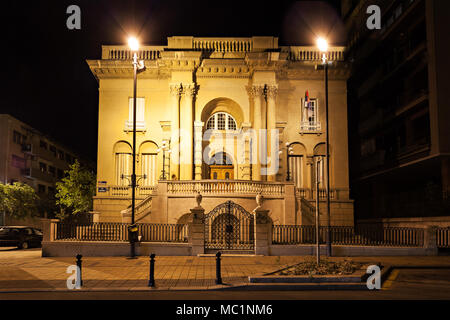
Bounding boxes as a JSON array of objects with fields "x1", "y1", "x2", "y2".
[{"x1": 1, "y1": 248, "x2": 450, "y2": 292}]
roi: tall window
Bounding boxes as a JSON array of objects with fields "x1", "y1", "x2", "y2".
[
  {"x1": 313, "y1": 156, "x2": 325, "y2": 186},
  {"x1": 301, "y1": 98, "x2": 320, "y2": 131},
  {"x1": 141, "y1": 153, "x2": 157, "y2": 186},
  {"x1": 288, "y1": 155, "x2": 303, "y2": 188},
  {"x1": 115, "y1": 153, "x2": 132, "y2": 186},
  {"x1": 206, "y1": 112, "x2": 237, "y2": 131},
  {"x1": 125, "y1": 97, "x2": 146, "y2": 131}
]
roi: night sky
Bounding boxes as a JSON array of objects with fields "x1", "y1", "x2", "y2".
[{"x1": 2, "y1": 0, "x2": 344, "y2": 163}]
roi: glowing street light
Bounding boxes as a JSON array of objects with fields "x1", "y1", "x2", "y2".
[
  {"x1": 127, "y1": 36, "x2": 142, "y2": 259},
  {"x1": 316, "y1": 37, "x2": 331, "y2": 258},
  {"x1": 316, "y1": 37, "x2": 328, "y2": 53},
  {"x1": 128, "y1": 36, "x2": 139, "y2": 51}
]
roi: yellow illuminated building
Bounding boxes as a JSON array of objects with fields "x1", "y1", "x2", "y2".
[{"x1": 87, "y1": 36, "x2": 354, "y2": 226}]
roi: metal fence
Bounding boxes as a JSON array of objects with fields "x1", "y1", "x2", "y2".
[
  {"x1": 54, "y1": 222, "x2": 188, "y2": 243},
  {"x1": 437, "y1": 228, "x2": 450, "y2": 248},
  {"x1": 272, "y1": 225, "x2": 424, "y2": 247}
]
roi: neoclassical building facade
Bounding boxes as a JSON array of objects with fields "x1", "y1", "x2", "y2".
[{"x1": 87, "y1": 36, "x2": 354, "y2": 226}]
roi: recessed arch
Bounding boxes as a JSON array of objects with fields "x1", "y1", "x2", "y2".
[
  {"x1": 139, "y1": 140, "x2": 158, "y2": 154},
  {"x1": 113, "y1": 141, "x2": 132, "y2": 154},
  {"x1": 314, "y1": 143, "x2": 326, "y2": 156},
  {"x1": 201, "y1": 97, "x2": 244, "y2": 128},
  {"x1": 288, "y1": 142, "x2": 307, "y2": 156}
]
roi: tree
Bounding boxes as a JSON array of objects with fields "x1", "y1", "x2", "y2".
[
  {"x1": 0, "y1": 182, "x2": 38, "y2": 219},
  {"x1": 55, "y1": 160, "x2": 96, "y2": 220}
]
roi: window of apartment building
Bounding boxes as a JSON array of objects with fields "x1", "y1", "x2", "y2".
[
  {"x1": 39, "y1": 140, "x2": 48, "y2": 150},
  {"x1": 11, "y1": 155, "x2": 26, "y2": 169},
  {"x1": 66, "y1": 154, "x2": 73, "y2": 164},
  {"x1": 49, "y1": 145, "x2": 56, "y2": 157},
  {"x1": 48, "y1": 187, "x2": 55, "y2": 195},
  {"x1": 38, "y1": 184, "x2": 46, "y2": 193},
  {"x1": 125, "y1": 97, "x2": 146, "y2": 131},
  {"x1": 57, "y1": 169, "x2": 64, "y2": 179},
  {"x1": 301, "y1": 97, "x2": 320, "y2": 131},
  {"x1": 48, "y1": 166, "x2": 56, "y2": 177},
  {"x1": 57, "y1": 150, "x2": 64, "y2": 160},
  {"x1": 39, "y1": 162, "x2": 47, "y2": 173},
  {"x1": 13, "y1": 131, "x2": 26, "y2": 144}
]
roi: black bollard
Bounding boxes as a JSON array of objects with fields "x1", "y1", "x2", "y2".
[
  {"x1": 76, "y1": 254, "x2": 83, "y2": 287},
  {"x1": 215, "y1": 251, "x2": 222, "y2": 285},
  {"x1": 148, "y1": 253, "x2": 155, "y2": 287}
]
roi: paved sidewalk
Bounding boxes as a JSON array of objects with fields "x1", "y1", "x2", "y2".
[{"x1": 1, "y1": 248, "x2": 450, "y2": 292}]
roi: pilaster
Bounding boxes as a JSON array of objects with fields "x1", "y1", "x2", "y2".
[{"x1": 169, "y1": 83, "x2": 182, "y2": 180}]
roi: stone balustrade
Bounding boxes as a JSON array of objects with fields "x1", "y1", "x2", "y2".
[
  {"x1": 287, "y1": 46, "x2": 346, "y2": 61},
  {"x1": 102, "y1": 45, "x2": 165, "y2": 60},
  {"x1": 101, "y1": 41, "x2": 345, "y2": 61},
  {"x1": 192, "y1": 38, "x2": 253, "y2": 52},
  {"x1": 166, "y1": 180, "x2": 286, "y2": 196},
  {"x1": 296, "y1": 187, "x2": 344, "y2": 200}
]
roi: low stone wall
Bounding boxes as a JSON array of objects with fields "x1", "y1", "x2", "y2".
[
  {"x1": 357, "y1": 216, "x2": 450, "y2": 228},
  {"x1": 270, "y1": 244, "x2": 437, "y2": 256},
  {"x1": 42, "y1": 241, "x2": 191, "y2": 257}
]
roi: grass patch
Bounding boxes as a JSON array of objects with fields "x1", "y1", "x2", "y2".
[{"x1": 276, "y1": 258, "x2": 365, "y2": 276}]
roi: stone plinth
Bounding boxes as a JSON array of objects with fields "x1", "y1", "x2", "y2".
[
  {"x1": 254, "y1": 208, "x2": 272, "y2": 255},
  {"x1": 188, "y1": 207, "x2": 205, "y2": 256}
]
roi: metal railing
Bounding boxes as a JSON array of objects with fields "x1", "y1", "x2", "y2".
[
  {"x1": 139, "y1": 223, "x2": 188, "y2": 243},
  {"x1": 272, "y1": 225, "x2": 424, "y2": 247},
  {"x1": 53, "y1": 222, "x2": 188, "y2": 243},
  {"x1": 437, "y1": 228, "x2": 450, "y2": 248}
]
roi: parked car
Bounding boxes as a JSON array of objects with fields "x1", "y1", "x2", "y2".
[{"x1": 0, "y1": 226, "x2": 43, "y2": 249}]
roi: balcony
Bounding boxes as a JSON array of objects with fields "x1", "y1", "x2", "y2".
[
  {"x1": 124, "y1": 120, "x2": 146, "y2": 132},
  {"x1": 300, "y1": 121, "x2": 321, "y2": 133}
]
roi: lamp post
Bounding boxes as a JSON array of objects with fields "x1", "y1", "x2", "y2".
[
  {"x1": 128, "y1": 36, "x2": 145, "y2": 258},
  {"x1": 317, "y1": 37, "x2": 331, "y2": 257},
  {"x1": 157, "y1": 140, "x2": 172, "y2": 180}
]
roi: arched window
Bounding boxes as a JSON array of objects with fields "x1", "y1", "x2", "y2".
[
  {"x1": 114, "y1": 141, "x2": 132, "y2": 186},
  {"x1": 205, "y1": 112, "x2": 237, "y2": 131}
]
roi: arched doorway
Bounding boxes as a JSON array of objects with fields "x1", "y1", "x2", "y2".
[
  {"x1": 208, "y1": 152, "x2": 234, "y2": 180},
  {"x1": 200, "y1": 98, "x2": 244, "y2": 180}
]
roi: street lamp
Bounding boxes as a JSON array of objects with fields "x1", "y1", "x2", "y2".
[
  {"x1": 316, "y1": 37, "x2": 331, "y2": 257},
  {"x1": 157, "y1": 140, "x2": 172, "y2": 180},
  {"x1": 128, "y1": 36, "x2": 145, "y2": 258}
]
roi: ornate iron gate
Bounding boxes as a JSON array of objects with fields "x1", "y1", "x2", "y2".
[{"x1": 204, "y1": 201, "x2": 254, "y2": 250}]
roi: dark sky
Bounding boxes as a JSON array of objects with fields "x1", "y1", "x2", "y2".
[{"x1": 2, "y1": 0, "x2": 345, "y2": 163}]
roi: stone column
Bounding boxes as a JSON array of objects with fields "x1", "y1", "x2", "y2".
[
  {"x1": 194, "y1": 121, "x2": 204, "y2": 180},
  {"x1": 169, "y1": 83, "x2": 181, "y2": 180},
  {"x1": 188, "y1": 205, "x2": 205, "y2": 256},
  {"x1": 254, "y1": 208, "x2": 271, "y2": 256},
  {"x1": 266, "y1": 85, "x2": 278, "y2": 181},
  {"x1": 240, "y1": 122, "x2": 252, "y2": 180},
  {"x1": 180, "y1": 83, "x2": 196, "y2": 180},
  {"x1": 248, "y1": 85, "x2": 264, "y2": 181}
]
